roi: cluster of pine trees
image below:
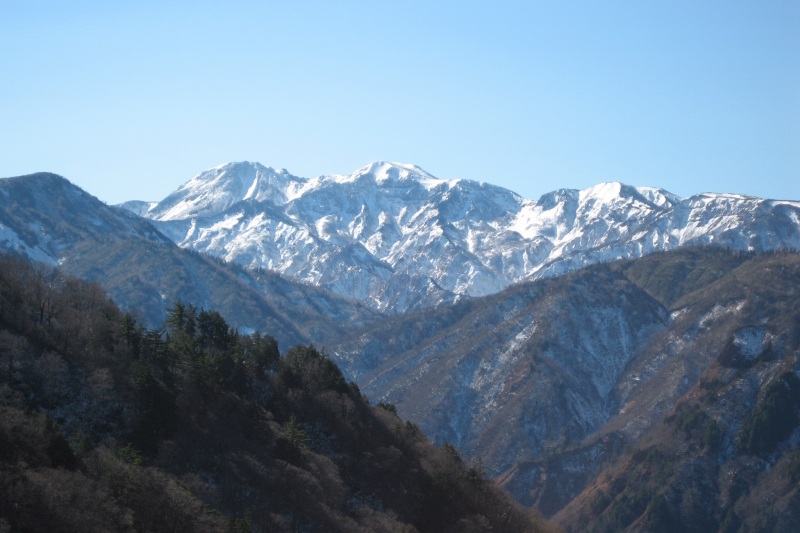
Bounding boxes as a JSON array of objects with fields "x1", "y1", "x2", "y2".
[{"x1": 0, "y1": 254, "x2": 553, "y2": 532}]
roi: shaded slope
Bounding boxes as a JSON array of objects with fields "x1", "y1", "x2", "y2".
[
  {"x1": 0, "y1": 254, "x2": 554, "y2": 533},
  {"x1": 0, "y1": 172, "x2": 170, "y2": 264},
  {"x1": 332, "y1": 264, "x2": 670, "y2": 475},
  {"x1": 332, "y1": 248, "x2": 800, "y2": 526},
  {"x1": 555, "y1": 252, "x2": 800, "y2": 532},
  {"x1": 0, "y1": 172, "x2": 378, "y2": 349},
  {"x1": 503, "y1": 249, "x2": 800, "y2": 519}
]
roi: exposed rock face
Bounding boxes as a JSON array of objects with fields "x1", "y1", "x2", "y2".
[
  {"x1": 131, "y1": 161, "x2": 800, "y2": 313},
  {"x1": 330, "y1": 249, "x2": 800, "y2": 526},
  {"x1": 4, "y1": 167, "x2": 800, "y2": 529}
]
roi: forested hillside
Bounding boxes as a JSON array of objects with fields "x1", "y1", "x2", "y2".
[
  {"x1": 554, "y1": 250, "x2": 800, "y2": 532},
  {"x1": 332, "y1": 248, "x2": 800, "y2": 531},
  {"x1": 0, "y1": 254, "x2": 552, "y2": 532}
]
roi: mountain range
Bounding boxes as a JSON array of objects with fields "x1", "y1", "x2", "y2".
[
  {"x1": 0, "y1": 172, "x2": 377, "y2": 349},
  {"x1": 0, "y1": 253, "x2": 551, "y2": 533},
  {"x1": 331, "y1": 247, "x2": 800, "y2": 530},
  {"x1": 123, "y1": 161, "x2": 800, "y2": 313},
  {"x1": 2, "y1": 163, "x2": 800, "y2": 531}
]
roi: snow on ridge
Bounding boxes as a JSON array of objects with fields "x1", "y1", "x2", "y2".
[
  {"x1": 733, "y1": 327, "x2": 768, "y2": 358},
  {"x1": 243, "y1": 176, "x2": 259, "y2": 201},
  {"x1": 150, "y1": 162, "x2": 312, "y2": 221},
  {"x1": 634, "y1": 186, "x2": 682, "y2": 207},
  {"x1": 772, "y1": 200, "x2": 800, "y2": 208},
  {"x1": 579, "y1": 182, "x2": 625, "y2": 204},
  {"x1": 325, "y1": 161, "x2": 449, "y2": 191},
  {"x1": 132, "y1": 160, "x2": 800, "y2": 312},
  {"x1": 577, "y1": 182, "x2": 681, "y2": 210}
]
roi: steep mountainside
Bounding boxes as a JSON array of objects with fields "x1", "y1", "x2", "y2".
[
  {"x1": 331, "y1": 249, "x2": 800, "y2": 529},
  {"x1": 4, "y1": 168, "x2": 799, "y2": 530},
  {"x1": 131, "y1": 161, "x2": 800, "y2": 313},
  {"x1": 332, "y1": 266, "x2": 668, "y2": 466},
  {"x1": 0, "y1": 173, "x2": 377, "y2": 348},
  {"x1": 0, "y1": 254, "x2": 553, "y2": 532},
  {"x1": 552, "y1": 251, "x2": 800, "y2": 532},
  {"x1": 0, "y1": 172, "x2": 172, "y2": 263}
]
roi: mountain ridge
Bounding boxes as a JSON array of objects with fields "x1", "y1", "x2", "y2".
[
  {"x1": 123, "y1": 161, "x2": 800, "y2": 313},
  {"x1": 3, "y1": 167, "x2": 800, "y2": 529},
  {"x1": 0, "y1": 171, "x2": 378, "y2": 349},
  {"x1": 329, "y1": 247, "x2": 800, "y2": 528}
]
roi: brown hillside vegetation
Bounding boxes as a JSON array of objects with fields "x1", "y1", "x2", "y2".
[
  {"x1": 0, "y1": 254, "x2": 555, "y2": 533},
  {"x1": 330, "y1": 247, "x2": 800, "y2": 531},
  {"x1": 554, "y1": 250, "x2": 800, "y2": 532}
]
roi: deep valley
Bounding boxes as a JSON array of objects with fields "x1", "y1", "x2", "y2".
[{"x1": 2, "y1": 164, "x2": 799, "y2": 532}]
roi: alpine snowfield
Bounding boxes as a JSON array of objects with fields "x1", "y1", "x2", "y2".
[{"x1": 127, "y1": 161, "x2": 800, "y2": 312}]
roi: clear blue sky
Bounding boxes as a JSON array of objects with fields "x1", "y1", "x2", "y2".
[{"x1": 2, "y1": 1, "x2": 798, "y2": 204}]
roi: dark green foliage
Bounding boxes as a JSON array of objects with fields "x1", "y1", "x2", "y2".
[
  {"x1": 130, "y1": 358, "x2": 177, "y2": 453},
  {"x1": 588, "y1": 490, "x2": 611, "y2": 515},
  {"x1": 241, "y1": 331, "x2": 279, "y2": 376},
  {"x1": 603, "y1": 490, "x2": 652, "y2": 532},
  {"x1": 739, "y1": 372, "x2": 800, "y2": 456},
  {"x1": 376, "y1": 401, "x2": 397, "y2": 414},
  {"x1": 786, "y1": 449, "x2": 800, "y2": 484},
  {"x1": 277, "y1": 344, "x2": 350, "y2": 394},
  {"x1": 69, "y1": 428, "x2": 91, "y2": 455},
  {"x1": 197, "y1": 309, "x2": 235, "y2": 351},
  {"x1": 0, "y1": 408, "x2": 76, "y2": 470},
  {"x1": 116, "y1": 442, "x2": 144, "y2": 466},
  {"x1": 228, "y1": 513, "x2": 252, "y2": 533},
  {"x1": 275, "y1": 414, "x2": 310, "y2": 463},
  {"x1": 667, "y1": 403, "x2": 723, "y2": 451},
  {"x1": 643, "y1": 494, "x2": 677, "y2": 533},
  {"x1": 0, "y1": 254, "x2": 550, "y2": 533}
]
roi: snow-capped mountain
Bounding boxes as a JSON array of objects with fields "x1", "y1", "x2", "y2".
[
  {"x1": 0, "y1": 172, "x2": 377, "y2": 348},
  {"x1": 4, "y1": 168, "x2": 800, "y2": 528},
  {"x1": 0, "y1": 172, "x2": 172, "y2": 265},
  {"x1": 131, "y1": 161, "x2": 800, "y2": 312}
]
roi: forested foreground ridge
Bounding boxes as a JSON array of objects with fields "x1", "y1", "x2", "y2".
[{"x1": 0, "y1": 254, "x2": 554, "y2": 532}]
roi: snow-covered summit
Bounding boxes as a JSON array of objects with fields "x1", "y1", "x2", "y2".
[
  {"x1": 147, "y1": 161, "x2": 307, "y2": 220},
  {"x1": 347, "y1": 161, "x2": 448, "y2": 190},
  {"x1": 578, "y1": 181, "x2": 679, "y2": 208},
  {"x1": 130, "y1": 161, "x2": 800, "y2": 313}
]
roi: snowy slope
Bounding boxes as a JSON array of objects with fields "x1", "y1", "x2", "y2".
[
  {"x1": 0, "y1": 172, "x2": 378, "y2": 348},
  {"x1": 133, "y1": 161, "x2": 800, "y2": 312},
  {"x1": 0, "y1": 172, "x2": 172, "y2": 265}
]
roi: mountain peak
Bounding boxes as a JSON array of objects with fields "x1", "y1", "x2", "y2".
[
  {"x1": 345, "y1": 161, "x2": 447, "y2": 190},
  {"x1": 3, "y1": 172, "x2": 74, "y2": 191},
  {"x1": 579, "y1": 181, "x2": 680, "y2": 209},
  {"x1": 127, "y1": 160, "x2": 800, "y2": 313},
  {"x1": 0, "y1": 172, "x2": 102, "y2": 208},
  {"x1": 148, "y1": 161, "x2": 306, "y2": 221}
]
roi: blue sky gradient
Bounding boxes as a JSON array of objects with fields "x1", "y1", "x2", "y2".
[{"x1": 2, "y1": 1, "x2": 798, "y2": 203}]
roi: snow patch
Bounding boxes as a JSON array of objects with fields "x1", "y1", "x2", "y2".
[
  {"x1": 243, "y1": 176, "x2": 259, "y2": 200},
  {"x1": 733, "y1": 327, "x2": 768, "y2": 358}
]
